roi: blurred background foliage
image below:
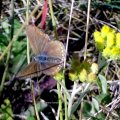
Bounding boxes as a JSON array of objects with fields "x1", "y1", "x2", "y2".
[{"x1": 0, "y1": 0, "x2": 120, "y2": 120}]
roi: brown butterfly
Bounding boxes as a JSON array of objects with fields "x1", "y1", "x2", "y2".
[{"x1": 16, "y1": 25, "x2": 65, "y2": 79}]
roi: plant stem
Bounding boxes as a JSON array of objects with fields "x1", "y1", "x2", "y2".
[
  {"x1": 84, "y1": 0, "x2": 91, "y2": 60},
  {"x1": 49, "y1": 0, "x2": 58, "y2": 40},
  {"x1": 49, "y1": 0, "x2": 64, "y2": 119},
  {"x1": 63, "y1": 0, "x2": 75, "y2": 119},
  {"x1": 57, "y1": 83, "x2": 63, "y2": 120},
  {"x1": 31, "y1": 83, "x2": 40, "y2": 120},
  {"x1": 26, "y1": 0, "x2": 30, "y2": 64}
]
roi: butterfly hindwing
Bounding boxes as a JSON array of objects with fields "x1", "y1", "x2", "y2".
[
  {"x1": 41, "y1": 41, "x2": 65, "y2": 75},
  {"x1": 16, "y1": 61, "x2": 42, "y2": 79}
]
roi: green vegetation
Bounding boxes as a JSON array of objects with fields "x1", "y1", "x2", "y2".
[{"x1": 0, "y1": 0, "x2": 120, "y2": 120}]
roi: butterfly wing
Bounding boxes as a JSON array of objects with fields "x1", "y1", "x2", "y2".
[
  {"x1": 41, "y1": 41, "x2": 65, "y2": 75},
  {"x1": 16, "y1": 61, "x2": 42, "y2": 79},
  {"x1": 26, "y1": 25, "x2": 49, "y2": 55}
]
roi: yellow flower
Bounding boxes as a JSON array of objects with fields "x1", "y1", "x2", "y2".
[
  {"x1": 69, "y1": 71, "x2": 78, "y2": 81},
  {"x1": 87, "y1": 72, "x2": 97, "y2": 83},
  {"x1": 106, "y1": 32, "x2": 115, "y2": 47},
  {"x1": 94, "y1": 30, "x2": 101, "y2": 40},
  {"x1": 102, "y1": 47, "x2": 111, "y2": 58},
  {"x1": 109, "y1": 28, "x2": 116, "y2": 33},
  {"x1": 101, "y1": 25, "x2": 110, "y2": 38},
  {"x1": 91, "y1": 63, "x2": 99, "y2": 74},
  {"x1": 116, "y1": 33, "x2": 120, "y2": 48},
  {"x1": 95, "y1": 36, "x2": 105, "y2": 51},
  {"x1": 54, "y1": 72, "x2": 64, "y2": 81},
  {"x1": 78, "y1": 69, "x2": 88, "y2": 82},
  {"x1": 110, "y1": 47, "x2": 120, "y2": 60}
]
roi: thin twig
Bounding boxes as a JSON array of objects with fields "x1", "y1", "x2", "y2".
[
  {"x1": 49, "y1": 0, "x2": 58, "y2": 40},
  {"x1": 57, "y1": 83, "x2": 63, "y2": 120},
  {"x1": 31, "y1": 83, "x2": 40, "y2": 120},
  {"x1": 84, "y1": 0, "x2": 91, "y2": 60},
  {"x1": 63, "y1": 0, "x2": 75, "y2": 119},
  {"x1": 68, "y1": 81, "x2": 77, "y2": 118},
  {"x1": 26, "y1": 0, "x2": 30, "y2": 64}
]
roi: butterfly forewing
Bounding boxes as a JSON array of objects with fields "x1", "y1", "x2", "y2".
[
  {"x1": 26, "y1": 25, "x2": 49, "y2": 55},
  {"x1": 41, "y1": 41, "x2": 65, "y2": 75},
  {"x1": 16, "y1": 61, "x2": 42, "y2": 79}
]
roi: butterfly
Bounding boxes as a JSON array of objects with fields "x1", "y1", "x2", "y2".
[{"x1": 16, "y1": 25, "x2": 65, "y2": 79}]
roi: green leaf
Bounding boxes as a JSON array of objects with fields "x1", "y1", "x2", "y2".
[
  {"x1": 83, "y1": 102, "x2": 92, "y2": 117},
  {"x1": 23, "y1": 100, "x2": 47, "y2": 119},
  {"x1": 98, "y1": 53, "x2": 107, "y2": 71},
  {"x1": 10, "y1": 54, "x2": 27, "y2": 74},
  {"x1": 101, "y1": 94, "x2": 112, "y2": 104},
  {"x1": 12, "y1": 40, "x2": 26, "y2": 55},
  {"x1": 14, "y1": 19, "x2": 23, "y2": 36},
  {"x1": 98, "y1": 74, "x2": 108, "y2": 94},
  {"x1": 0, "y1": 99, "x2": 13, "y2": 120},
  {"x1": 0, "y1": 33, "x2": 8, "y2": 45},
  {"x1": 70, "y1": 90, "x2": 89, "y2": 117},
  {"x1": 2, "y1": 21, "x2": 10, "y2": 34},
  {"x1": 92, "y1": 97, "x2": 99, "y2": 111},
  {"x1": 96, "y1": 93, "x2": 111, "y2": 104},
  {"x1": 27, "y1": 116, "x2": 36, "y2": 120}
]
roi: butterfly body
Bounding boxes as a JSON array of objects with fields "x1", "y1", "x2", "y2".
[
  {"x1": 16, "y1": 25, "x2": 65, "y2": 79},
  {"x1": 34, "y1": 54, "x2": 62, "y2": 64}
]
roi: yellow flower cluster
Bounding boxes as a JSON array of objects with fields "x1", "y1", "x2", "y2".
[
  {"x1": 69, "y1": 63, "x2": 98, "y2": 83},
  {"x1": 54, "y1": 60, "x2": 99, "y2": 83},
  {"x1": 94, "y1": 25, "x2": 120, "y2": 60}
]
